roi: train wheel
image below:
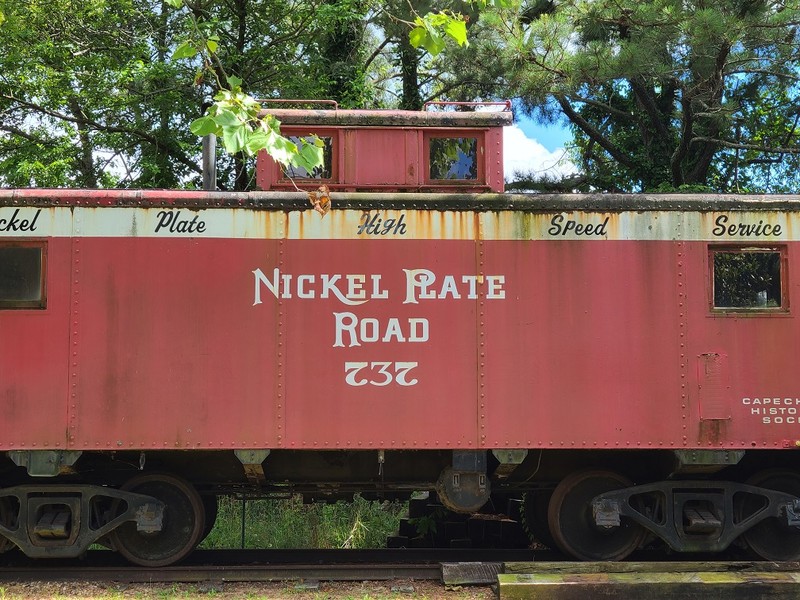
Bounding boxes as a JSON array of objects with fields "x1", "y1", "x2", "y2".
[
  {"x1": 201, "y1": 494, "x2": 218, "y2": 541},
  {"x1": 547, "y1": 469, "x2": 645, "y2": 561},
  {"x1": 521, "y1": 490, "x2": 556, "y2": 549},
  {"x1": 739, "y1": 469, "x2": 800, "y2": 561},
  {"x1": 110, "y1": 473, "x2": 205, "y2": 567}
]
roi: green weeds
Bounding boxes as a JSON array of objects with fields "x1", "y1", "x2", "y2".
[{"x1": 200, "y1": 494, "x2": 405, "y2": 550}]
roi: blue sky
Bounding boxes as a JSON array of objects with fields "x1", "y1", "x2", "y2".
[
  {"x1": 517, "y1": 117, "x2": 572, "y2": 152},
  {"x1": 503, "y1": 117, "x2": 576, "y2": 180}
]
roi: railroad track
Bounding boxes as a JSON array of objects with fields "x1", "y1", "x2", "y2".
[
  {"x1": 4, "y1": 549, "x2": 800, "y2": 600},
  {"x1": 0, "y1": 548, "x2": 531, "y2": 584}
]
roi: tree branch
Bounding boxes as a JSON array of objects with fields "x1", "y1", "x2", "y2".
[
  {"x1": 555, "y1": 94, "x2": 636, "y2": 169},
  {"x1": 2, "y1": 93, "x2": 202, "y2": 176},
  {"x1": 691, "y1": 136, "x2": 800, "y2": 154}
]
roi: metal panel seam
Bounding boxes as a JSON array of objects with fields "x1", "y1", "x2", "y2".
[
  {"x1": 277, "y1": 233, "x2": 285, "y2": 448},
  {"x1": 67, "y1": 210, "x2": 80, "y2": 449},
  {"x1": 678, "y1": 241, "x2": 688, "y2": 447},
  {"x1": 477, "y1": 213, "x2": 486, "y2": 449}
]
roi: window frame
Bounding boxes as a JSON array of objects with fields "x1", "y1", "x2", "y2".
[
  {"x1": 276, "y1": 127, "x2": 340, "y2": 184},
  {"x1": 708, "y1": 244, "x2": 788, "y2": 314},
  {"x1": 423, "y1": 130, "x2": 486, "y2": 186},
  {"x1": 0, "y1": 240, "x2": 47, "y2": 310}
]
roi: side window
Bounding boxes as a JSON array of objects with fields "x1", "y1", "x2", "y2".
[
  {"x1": 428, "y1": 136, "x2": 479, "y2": 181},
  {"x1": 282, "y1": 135, "x2": 334, "y2": 180},
  {"x1": 0, "y1": 243, "x2": 46, "y2": 309},
  {"x1": 712, "y1": 247, "x2": 783, "y2": 310}
]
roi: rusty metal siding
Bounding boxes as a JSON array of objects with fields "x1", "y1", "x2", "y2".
[
  {"x1": 67, "y1": 237, "x2": 282, "y2": 450},
  {"x1": 281, "y1": 240, "x2": 480, "y2": 449},
  {"x1": 697, "y1": 353, "x2": 732, "y2": 421},
  {"x1": 346, "y1": 129, "x2": 417, "y2": 187},
  {"x1": 682, "y1": 242, "x2": 800, "y2": 448},
  {"x1": 481, "y1": 240, "x2": 685, "y2": 449},
  {"x1": 3, "y1": 193, "x2": 800, "y2": 451},
  {"x1": 0, "y1": 237, "x2": 71, "y2": 449},
  {"x1": 485, "y1": 128, "x2": 505, "y2": 193}
]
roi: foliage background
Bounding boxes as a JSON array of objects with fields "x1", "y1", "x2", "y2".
[{"x1": 1, "y1": 0, "x2": 798, "y2": 192}]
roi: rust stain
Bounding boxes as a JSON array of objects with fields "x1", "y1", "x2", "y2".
[{"x1": 698, "y1": 419, "x2": 727, "y2": 446}]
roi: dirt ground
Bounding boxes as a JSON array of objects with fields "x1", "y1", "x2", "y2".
[{"x1": 0, "y1": 579, "x2": 497, "y2": 599}]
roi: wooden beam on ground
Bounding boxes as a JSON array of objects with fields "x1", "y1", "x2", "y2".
[{"x1": 498, "y1": 569, "x2": 800, "y2": 600}]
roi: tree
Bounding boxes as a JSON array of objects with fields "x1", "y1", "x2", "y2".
[
  {"x1": 0, "y1": 0, "x2": 206, "y2": 188},
  {"x1": 0, "y1": 0, "x2": 341, "y2": 189},
  {"x1": 178, "y1": 0, "x2": 504, "y2": 177},
  {"x1": 0, "y1": 0, "x2": 511, "y2": 189},
  {"x1": 442, "y1": 0, "x2": 800, "y2": 193},
  {"x1": 315, "y1": 0, "x2": 373, "y2": 108}
]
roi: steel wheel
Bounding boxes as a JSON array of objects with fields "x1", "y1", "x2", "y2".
[
  {"x1": 547, "y1": 469, "x2": 645, "y2": 561},
  {"x1": 739, "y1": 469, "x2": 800, "y2": 561},
  {"x1": 200, "y1": 494, "x2": 218, "y2": 541},
  {"x1": 110, "y1": 473, "x2": 205, "y2": 567}
]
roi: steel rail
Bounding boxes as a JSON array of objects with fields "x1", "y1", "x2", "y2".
[{"x1": 0, "y1": 563, "x2": 442, "y2": 584}]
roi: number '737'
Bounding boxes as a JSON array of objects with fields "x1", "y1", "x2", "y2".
[{"x1": 344, "y1": 362, "x2": 419, "y2": 387}]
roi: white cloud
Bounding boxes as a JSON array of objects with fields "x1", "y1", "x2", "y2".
[{"x1": 503, "y1": 124, "x2": 576, "y2": 181}]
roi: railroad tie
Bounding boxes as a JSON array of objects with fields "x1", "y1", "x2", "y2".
[{"x1": 498, "y1": 562, "x2": 800, "y2": 600}]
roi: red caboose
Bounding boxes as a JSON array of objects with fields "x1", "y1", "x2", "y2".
[{"x1": 2, "y1": 105, "x2": 800, "y2": 565}]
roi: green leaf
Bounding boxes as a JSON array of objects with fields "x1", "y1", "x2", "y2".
[
  {"x1": 164, "y1": 0, "x2": 183, "y2": 7},
  {"x1": 227, "y1": 75, "x2": 243, "y2": 90},
  {"x1": 221, "y1": 125, "x2": 247, "y2": 154},
  {"x1": 444, "y1": 18, "x2": 468, "y2": 47},
  {"x1": 172, "y1": 41, "x2": 197, "y2": 60},
  {"x1": 410, "y1": 14, "x2": 452, "y2": 55},
  {"x1": 295, "y1": 141, "x2": 324, "y2": 172},
  {"x1": 189, "y1": 116, "x2": 218, "y2": 137},
  {"x1": 409, "y1": 25, "x2": 428, "y2": 49},
  {"x1": 206, "y1": 39, "x2": 218, "y2": 53},
  {"x1": 245, "y1": 130, "x2": 272, "y2": 155},
  {"x1": 212, "y1": 108, "x2": 241, "y2": 127},
  {"x1": 266, "y1": 135, "x2": 299, "y2": 166}
]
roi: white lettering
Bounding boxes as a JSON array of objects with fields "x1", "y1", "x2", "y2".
[
  {"x1": 438, "y1": 275, "x2": 461, "y2": 299},
  {"x1": 333, "y1": 312, "x2": 360, "y2": 348},
  {"x1": 408, "y1": 318, "x2": 429, "y2": 342},
  {"x1": 382, "y1": 318, "x2": 406, "y2": 343},
  {"x1": 371, "y1": 274, "x2": 389, "y2": 299},
  {"x1": 344, "y1": 361, "x2": 419, "y2": 387},
  {"x1": 462, "y1": 275, "x2": 479, "y2": 299},
  {"x1": 281, "y1": 274, "x2": 293, "y2": 298},
  {"x1": 347, "y1": 274, "x2": 366, "y2": 300},
  {"x1": 333, "y1": 312, "x2": 430, "y2": 348},
  {"x1": 487, "y1": 275, "x2": 506, "y2": 299},
  {"x1": 361, "y1": 318, "x2": 379, "y2": 343},
  {"x1": 252, "y1": 268, "x2": 280, "y2": 305},
  {"x1": 297, "y1": 275, "x2": 315, "y2": 299},
  {"x1": 403, "y1": 269, "x2": 437, "y2": 304},
  {"x1": 403, "y1": 269, "x2": 507, "y2": 303}
]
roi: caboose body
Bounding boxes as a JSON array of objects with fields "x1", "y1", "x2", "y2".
[{"x1": 2, "y1": 106, "x2": 800, "y2": 564}]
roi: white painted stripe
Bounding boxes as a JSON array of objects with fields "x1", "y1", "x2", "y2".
[{"x1": 0, "y1": 206, "x2": 796, "y2": 242}]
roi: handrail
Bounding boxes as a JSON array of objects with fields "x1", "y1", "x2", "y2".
[
  {"x1": 423, "y1": 101, "x2": 512, "y2": 112},
  {"x1": 258, "y1": 99, "x2": 339, "y2": 110}
]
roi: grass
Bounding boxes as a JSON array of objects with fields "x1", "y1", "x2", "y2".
[{"x1": 200, "y1": 494, "x2": 406, "y2": 550}]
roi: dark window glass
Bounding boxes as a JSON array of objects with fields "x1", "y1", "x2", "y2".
[
  {"x1": 282, "y1": 136, "x2": 333, "y2": 179},
  {"x1": 0, "y1": 245, "x2": 44, "y2": 308},
  {"x1": 429, "y1": 137, "x2": 478, "y2": 180},
  {"x1": 713, "y1": 250, "x2": 781, "y2": 309}
]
